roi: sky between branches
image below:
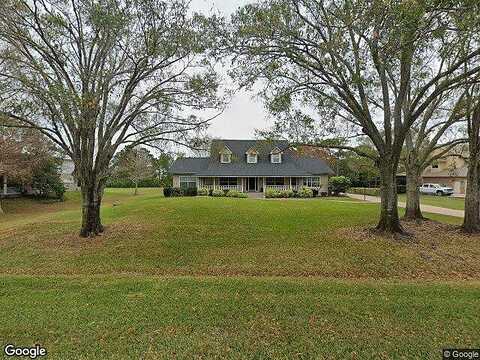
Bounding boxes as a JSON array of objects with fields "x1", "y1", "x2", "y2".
[{"x1": 190, "y1": 0, "x2": 270, "y2": 140}]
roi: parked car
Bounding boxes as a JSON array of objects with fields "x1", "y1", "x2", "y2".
[{"x1": 419, "y1": 183, "x2": 454, "y2": 196}]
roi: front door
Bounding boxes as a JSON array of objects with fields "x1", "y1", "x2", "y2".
[{"x1": 248, "y1": 177, "x2": 257, "y2": 192}]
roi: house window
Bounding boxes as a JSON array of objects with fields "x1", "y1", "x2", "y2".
[
  {"x1": 219, "y1": 177, "x2": 237, "y2": 186},
  {"x1": 220, "y1": 153, "x2": 231, "y2": 163},
  {"x1": 201, "y1": 178, "x2": 213, "y2": 186},
  {"x1": 303, "y1": 177, "x2": 321, "y2": 187},
  {"x1": 271, "y1": 153, "x2": 281, "y2": 163},
  {"x1": 266, "y1": 177, "x2": 284, "y2": 185},
  {"x1": 247, "y1": 154, "x2": 257, "y2": 163},
  {"x1": 180, "y1": 176, "x2": 197, "y2": 189}
]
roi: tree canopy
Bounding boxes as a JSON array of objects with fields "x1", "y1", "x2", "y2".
[{"x1": 0, "y1": 0, "x2": 224, "y2": 236}]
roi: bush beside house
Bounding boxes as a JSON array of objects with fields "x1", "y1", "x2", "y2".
[
  {"x1": 211, "y1": 189, "x2": 225, "y2": 197},
  {"x1": 265, "y1": 187, "x2": 313, "y2": 198},
  {"x1": 163, "y1": 187, "x2": 184, "y2": 197},
  {"x1": 226, "y1": 189, "x2": 248, "y2": 198},
  {"x1": 329, "y1": 176, "x2": 351, "y2": 195},
  {"x1": 197, "y1": 188, "x2": 209, "y2": 196}
]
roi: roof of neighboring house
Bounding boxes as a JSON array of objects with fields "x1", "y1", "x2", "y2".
[{"x1": 170, "y1": 139, "x2": 334, "y2": 177}]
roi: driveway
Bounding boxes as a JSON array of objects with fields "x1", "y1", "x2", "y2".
[{"x1": 346, "y1": 193, "x2": 464, "y2": 218}]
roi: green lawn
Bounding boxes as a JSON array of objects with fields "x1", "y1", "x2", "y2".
[
  {"x1": 398, "y1": 193, "x2": 465, "y2": 210},
  {"x1": 0, "y1": 189, "x2": 478, "y2": 359}
]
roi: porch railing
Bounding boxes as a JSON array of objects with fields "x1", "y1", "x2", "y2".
[
  {"x1": 265, "y1": 185, "x2": 291, "y2": 191},
  {"x1": 218, "y1": 185, "x2": 242, "y2": 191},
  {"x1": 198, "y1": 184, "x2": 242, "y2": 191}
]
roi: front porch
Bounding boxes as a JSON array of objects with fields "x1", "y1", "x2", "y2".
[{"x1": 196, "y1": 176, "x2": 327, "y2": 193}]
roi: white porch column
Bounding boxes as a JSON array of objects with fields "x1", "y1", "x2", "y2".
[
  {"x1": 263, "y1": 177, "x2": 266, "y2": 193},
  {"x1": 213, "y1": 177, "x2": 216, "y2": 190},
  {"x1": 289, "y1": 177, "x2": 292, "y2": 189},
  {"x1": 3, "y1": 175, "x2": 7, "y2": 196}
]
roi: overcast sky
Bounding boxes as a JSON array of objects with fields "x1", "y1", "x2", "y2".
[{"x1": 189, "y1": 0, "x2": 271, "y2": 140}]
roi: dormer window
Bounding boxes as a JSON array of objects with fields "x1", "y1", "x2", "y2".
[
  {"x1": 247, "y1": 153, "x2": 257, "y2": 163},
  {"x1": 270, "y1": 147, "x2": 282, "y2": 163},
  {"x1": 271, "y1": 153, "x2": 281, "y2": 163},
  {"x1": 221, "y1": 153, "x2": 231, "y2": 163},
  {"x1": 219, "y1": 145, "x2": 233, "y2": 163},
  {"x1": 246, "y1": 148, "x2": 258, "y2": 164}
]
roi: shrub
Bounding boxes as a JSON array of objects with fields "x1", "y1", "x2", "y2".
[
  {"x1": 349, "y1": 187, "x2": 380, "y2": 196},
  {"x1": 312, "y1": 189, "x2": 319, "y2": 197},
  {"x1": 329, "y1": 176, "x2": 352, "y2": 195},
  {"x1": 163, "y1": 186, "x2": 173, "y2": 197},
  {"x1": 171, "y1": 187, "x2": 184, "y2": 197},
  {"x1": 31, "y1": 159, "x2": 66, "y2": 200},
  {"x1": 280, "y1": 189, "x2": 294, "y2": 198},
  {"x1": 211, "y1": 189, "x2": 225, "y2": 197},
  {"x1": 226, "y1": 189, "x2": 248, "y2": 198},
  {"x1": 265, "y1": 188, "x2": 279, "y2": 198},
  {"x1": 197, "y1": 188, "x2": 209, "y2": 196},
  {"x1": 266, "y1": 188, "x2": 296, "y2": 198},
  {"x1": 298, "y1": 187, "x2": 313, "y2": 198},
  {"x1": 184, "y1": 187, "x2": 197, "y2": 197}
]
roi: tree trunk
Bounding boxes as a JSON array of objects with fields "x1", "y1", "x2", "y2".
[
  {"x1": 376, "y1": 160, "x2": 404, "y2": 233},
  {"x1": 0, "y1": 200, "x2": 3, "y2": 215},
  {"x1": 404, "y1": 165, "x2": 424, "y2": 220},
  {"x1": 463, "y1": 100, "x2": 480, "y2": 233},
  {"x1": 462, "y1": 158, "x2": 480, "y2": 233},
  {"x1": 134, "y1": 181, "x2": 138, "y2": 196},
  {"x1": 80, "y1": 183, "x2": 104, "y2": 237}
]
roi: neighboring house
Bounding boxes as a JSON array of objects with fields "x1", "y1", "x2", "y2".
[
  {"x1": 421, "y1": 154, "x2": 468, "y2": 194},
  {"x1": 170, "y1": 139, "x2": 334, "y2": 194},
  {"x1": 1, "y1": 158, "x2": 79, "y2": 198},
  {"x1": 61, "y1": 158, "x2": 79, "y2": 190}
]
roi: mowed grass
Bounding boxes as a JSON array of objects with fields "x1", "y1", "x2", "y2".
[
  {"x1": 398, "y1": 193, "x2": 465, "y2": 210},
  {"x1": 1, "y1": 276, "x2": 479, "y2": 359},
  {"x1": 1, "y1": 189, "x2": 479, "y2": 359},
  {"x1": 0, "y1": 189, "x2": 476, "y2": 279}
]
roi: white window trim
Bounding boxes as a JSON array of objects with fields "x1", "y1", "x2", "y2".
[
  {"x1": 271, "y1": 153, "x2": 282, "y2": 163},
  {"x1": 220, "y1": 153, "x2": 231, "y2": 163},
  {"x1": 247, "y1": 154, "x2": 258, "y2": 163},
  {"x1": 180, "y1": 176, "x2": 197, "y2": 188},
  {"x1": 303, "y1": 177, "x2": 321, "y2": 187}
]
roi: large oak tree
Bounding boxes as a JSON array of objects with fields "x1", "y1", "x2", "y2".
[
  {"x1": 0, "y1": 0, "x2": 223, "y2": 236},
  {"x1": 227, "y1": 0, "x2": 480, "y2": 233}
]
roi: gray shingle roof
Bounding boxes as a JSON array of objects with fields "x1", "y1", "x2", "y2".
[{"x1": 170, "y1": 139, "x2": 334, "y2": 176}]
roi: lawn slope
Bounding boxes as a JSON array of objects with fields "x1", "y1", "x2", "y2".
[{"x1": 0, "y1": 189, "x2": 479, "y2": 359}]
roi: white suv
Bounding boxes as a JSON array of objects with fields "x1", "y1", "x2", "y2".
[{"x1": 419, "y1": 183, "x2": 454, "y2": 196}]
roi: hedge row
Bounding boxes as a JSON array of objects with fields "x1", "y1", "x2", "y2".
[
  {"x1": 106, "y1": 178, "x2": 165, "y2": 188},
  {"x1": 163, "y1": 187, "x2": 197, "y2": 197},
  {"x1": 163, "y1": 187, "x2": 248, "y2": 198},
  {"x1": 349, "y1": 187, "x2": 380, "y2": 196},
  {"x1": 265, "y1": 187, "x2": 319, "y2": 198},
  {"x1": 349, "y1": 185, "x2": 406, "y2": 196}
]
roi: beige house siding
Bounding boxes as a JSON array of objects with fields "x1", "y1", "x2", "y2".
[
  {"x1": 173, "y1": 176, "x2": 180, "y2": 187},
  {"x1": 320, "y1": 175, "x2": 329, "y2": 192},
  {"x1": 421, "y1": 151, "x2": 468, "y2": 194}
]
